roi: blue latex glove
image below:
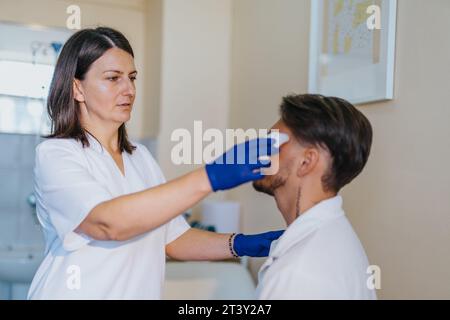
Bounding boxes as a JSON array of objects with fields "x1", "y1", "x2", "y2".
[
  {"x1": 205, "y1": 137, "x2": 279, "y2": 192},
  {"x1": 233, "y1": 230, "x2": 284, "y2": 257}
]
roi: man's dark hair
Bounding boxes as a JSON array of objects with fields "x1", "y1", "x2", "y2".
[{"x1": 280, "y1": 94, "x2": 373, "y2": 192}]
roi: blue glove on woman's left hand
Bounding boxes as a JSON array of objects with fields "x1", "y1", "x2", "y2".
[{"x1": 233, "y1": 230, "x2": 284, "y2": 257}]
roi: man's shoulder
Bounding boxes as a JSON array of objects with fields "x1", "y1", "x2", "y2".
[
  {"x1": 280, "y1": 215, "x2": 369, "y2": 268},
  {"x1": 314, "y1": 215, "x2": 368, "y2": 257}
]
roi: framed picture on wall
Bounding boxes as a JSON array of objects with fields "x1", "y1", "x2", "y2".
[{"x1": 308, "y1": 0, "x2": 397, "y2": 104}]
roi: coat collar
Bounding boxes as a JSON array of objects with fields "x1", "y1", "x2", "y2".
[{"x1": 268, "y1": 195, "x2": 345, "y2": 259}]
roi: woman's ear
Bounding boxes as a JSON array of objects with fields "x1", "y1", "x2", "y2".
[
  {"x1": 73, "y1": 79, "x2": 85, "y2": 103},
  {"x1": 296, "y1": 148, "x2": 320, "y2": 178}
]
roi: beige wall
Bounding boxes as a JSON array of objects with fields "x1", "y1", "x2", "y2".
[
  {"x1": 341, "y1": 0, "x2": 450, "y2": 299},
  {"x1": 156, "y1": 0, "x2": 232, "y2": 182},
  {"x1": 229, "y1": 0, "x2": 450, "y2": 299},
  {"x1": 142, "y1": 0, "x2": 163, "y2": 138},
  {"x1": 0, "y1": 0, "x2": 151, "y2": 139}
]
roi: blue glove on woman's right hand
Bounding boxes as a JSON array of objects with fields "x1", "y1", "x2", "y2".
[{"x1": 205, "y1": 137, "x2": 279, "y2": 192}]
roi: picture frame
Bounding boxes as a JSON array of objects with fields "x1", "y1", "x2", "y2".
[{"x1": 308, "y1": 0, "x2": 397, "y2": 104}]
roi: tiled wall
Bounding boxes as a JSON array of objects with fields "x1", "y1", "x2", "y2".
[
  {"x1": 0, "y1": 133, "x2": 44, "y2": 248},
  {"x1": 0, "y1": 133, "x2": 158, "y2": 247}
]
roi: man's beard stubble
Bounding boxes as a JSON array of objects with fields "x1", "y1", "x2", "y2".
[{"x1": 252, "y1": 173, "x2": 287, "y2": 196}]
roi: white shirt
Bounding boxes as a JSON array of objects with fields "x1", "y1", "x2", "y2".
[
  {"x1": 28, "y1": 135, "x2": 190, "y2": 299},
  {"x1": 256, "y1": 196, "x2": 377, "y2": 300}
]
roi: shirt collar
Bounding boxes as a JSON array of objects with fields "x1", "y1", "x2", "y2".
[{"x1": 269, "y1": 195, "x2": 345, "y2": 259}]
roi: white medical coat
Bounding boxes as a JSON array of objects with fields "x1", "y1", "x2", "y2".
[
  {"x1": 28, "y1": 135, "x2": 190, "y2": 299},
  {"x1": 256, "y1": 196, "x2": 377, "y2": 300}
]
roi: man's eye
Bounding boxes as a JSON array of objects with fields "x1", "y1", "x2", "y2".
[{"x1": 130, "y1": 76, "x2": 137, "y2": 82}]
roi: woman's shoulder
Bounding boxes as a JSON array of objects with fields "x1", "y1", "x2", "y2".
[
  {"x1": 34, "y1": 138, "x2": 88, "y2": 176},
  {"x1": 130, "y1": 141, "x2": 160, "y2": 169},
  {"x1": 129, "y1": 140, "x2": 156, "y2": 161},
  {"x1": 36, "y1": 138, "x2": 82, "y2": 157},
  {"x1": 129, "y1": 141, "x2": 165, "y2": 178}
]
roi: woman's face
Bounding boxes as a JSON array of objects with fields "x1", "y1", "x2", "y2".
[{"x1": 74, "y1": 47, "x2": 137, "y2": 126}]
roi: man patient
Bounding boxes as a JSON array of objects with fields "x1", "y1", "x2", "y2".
[{"x1": 254, "y1": 94, "x2": 376, "y2": 300}]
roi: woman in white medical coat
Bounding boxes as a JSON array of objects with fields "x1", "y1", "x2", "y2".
[{"x1": 28, "y1": 27, "x2": 282, "y2": 299}]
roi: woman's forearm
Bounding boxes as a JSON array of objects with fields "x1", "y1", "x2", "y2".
[
  {"x1": 77, "y1": 135, "x2": 279, "y2": 242},
  {"x1": 166, "y1": 228, "x2": 234, "y2": 261},
  {"x1": 78, "y1": 167, "x2": 212, "y2": 241}
]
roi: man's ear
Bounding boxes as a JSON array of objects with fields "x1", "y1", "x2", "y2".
[
  {"x1": 296, "y1": 148, "x2": 320, "y2": 178},
  {"x1": 73, "y1": 79, "x2": 85, "y2": 103}
]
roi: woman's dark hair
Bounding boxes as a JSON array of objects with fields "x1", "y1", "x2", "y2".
[
  {"x1": 280, "y1": 94, "x2": 373, "y2": 193},
  {"x1": 46, "y1": 26, "x2": 136, "y2": 154}
]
